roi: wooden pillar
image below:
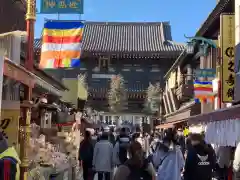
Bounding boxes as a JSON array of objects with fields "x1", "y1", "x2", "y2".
[
  {"x1": 186, "y1": 64, "x2": 192, "y2": 83},
  {"x1": 20, "y1": 0, "x2": 36, "y2": 179}
]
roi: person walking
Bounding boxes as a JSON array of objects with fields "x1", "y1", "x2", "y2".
[
  {"x1": 93, "y1": 132, "x2": 113, "y2": 180},
  {"x1": 183, "y1": 133, "x2": 215, "y2": 180},
  {"x1": 109, "y1": 128, "x2": 116, "y2": 146},
  {"x1": 143, "y1": 132, "x2": 151, "y2": 157},
  {"x1": 113, "y1": 141, "x2": 155, "y2": 180},
  {"x1": 113, "y1": 128, "x2": 131, "y2": 166},
  {"x1": 79, "y1": 130, "x2": 94, "y2": 180},
  {"x1": 152, "y1": 128, "x2": 185, "y2": 180},
  {"x1": 0, "y1": 133, "x2": 21, "y2": 180}
]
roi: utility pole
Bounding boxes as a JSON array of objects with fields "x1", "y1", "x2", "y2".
[{"x1": 20, "y1": 0, "x2": 36, "y2": 179}]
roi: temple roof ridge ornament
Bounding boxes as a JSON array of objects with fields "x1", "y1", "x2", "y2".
[
  {"x1": 184, "y1": 35, "x2": 217, "y2": 48},
  {"x1": 184, "y1": 35, "x2": 217, "y2": 57}
]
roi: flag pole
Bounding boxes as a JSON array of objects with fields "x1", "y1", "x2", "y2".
[{"x1": 20, "y1": 0, "x2": 36, "y2": 179}]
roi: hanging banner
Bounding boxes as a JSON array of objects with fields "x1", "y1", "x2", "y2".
[
  {"x1": 194, "y1": 81, "x2": 214, "y2": 103},
  {"x1": 39, "y1": 21, "x2": 84, "y2": 69},
  {"x1": 40, "y1": 0, "x2": 84, "y2": 14},
  {"x1": 220, "y1": 13, "x2": 235, "y2": 102}
]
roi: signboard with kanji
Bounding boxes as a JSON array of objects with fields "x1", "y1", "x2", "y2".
[
  {"x1": 40, "y1": 0, "x2": 84, "y2": 14},
  {"x1": 195, "y1": 69, "x2": 216, "y2": 78},
  {"x1": 0, "y1": 110, "x2": 20, "y2": 147},
  {"x1": 220, "y1": 13, "x2": 235, "y2": 102}
]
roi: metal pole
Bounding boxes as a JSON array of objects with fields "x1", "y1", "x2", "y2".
[{"x1": 20, "y1": 0, "x2": 36, "y2": 179}]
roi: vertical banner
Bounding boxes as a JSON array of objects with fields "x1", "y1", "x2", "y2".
[{"x1": 220, "y1": 13, "x2": 235, "y2": 102}]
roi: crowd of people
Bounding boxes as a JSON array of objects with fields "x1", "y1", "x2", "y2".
[{"x1": 78, "y1": 127, "x2": 218, "y2": 180}]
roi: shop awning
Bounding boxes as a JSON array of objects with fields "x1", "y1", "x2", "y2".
[
  {"x1": 188, "y1": 104, "x2": 240, "y2": 125},
  {"x1": 155, "y1": 119, "x2": 186, "y2": 129},
  {"x1": 4, "y1": 58, "x2": 61, "y2": 96},
  {"x1": 3, "y1": 58, "x2": 35, "y2": 87},
  {"x1": 33, "y1": 74, "x2": 61, "y2": 96}
]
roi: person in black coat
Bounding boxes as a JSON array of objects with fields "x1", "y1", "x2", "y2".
[
  {"x1": 183, "y1": 133, "x2": 216, "y2": 180},
  {"x1": 79, "y1": 130, "x2": 94, "y2": 180}
]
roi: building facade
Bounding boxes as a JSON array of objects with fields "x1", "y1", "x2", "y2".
[
  {"x1": 35, "y1": 22, "x2": 185, "y2": 117},
  {"x1": 157, "y1": 0, "x2": 234, "y2": 128}
]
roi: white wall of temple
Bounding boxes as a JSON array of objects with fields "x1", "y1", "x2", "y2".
[{"x1": 98, "y1": 113, "x2": 145, "y2": 125}]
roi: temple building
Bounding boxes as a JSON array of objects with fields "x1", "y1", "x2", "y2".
[{"x1": 34, "y1": 21, "x2": 185, "y2": 124}]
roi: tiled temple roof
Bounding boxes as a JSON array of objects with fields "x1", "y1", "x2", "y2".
[{"x1": 34, "y1": 21, "x2": 185, "y2": 57}]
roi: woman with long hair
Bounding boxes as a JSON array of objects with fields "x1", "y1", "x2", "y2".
[{"x1": 113, "y1": 141, "x2": 155, "y2": 180}]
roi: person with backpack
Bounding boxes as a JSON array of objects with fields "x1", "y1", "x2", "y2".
[
  {"x1": 152, "y1": 128, "x2": 185, "y2": 180},
  {"x1": 113, "y1": 128, "x2": 131, "y2": 166},
  {"x1": 183, "y1": 133, "x2": 215, "y2": 180},
  {"x1": 113, "y1": 141, "x2": 156, "y2": 180}
]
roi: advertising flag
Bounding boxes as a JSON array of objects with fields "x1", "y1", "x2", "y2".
[{"x1": 39, "y1": 21, "x2": 84, "y2": 69}]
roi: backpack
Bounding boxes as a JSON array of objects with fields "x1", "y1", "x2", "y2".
[
  {"x1": 125, "y1": 159, "x2": 152, "y2": 180},
  {"x1": 118, "y1": 138, "x2": 129, "y2": 164}
]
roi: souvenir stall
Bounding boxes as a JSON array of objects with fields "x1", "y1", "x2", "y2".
[
  {"x1": 188, "y1": 104, "x2": 240, "y2": 180},
  {"x1": 188, "y1": 104, "x2": 240, "y2": 146},
  {"x1": 27, "y1": 122, "x2": 80, "y2": 180}
]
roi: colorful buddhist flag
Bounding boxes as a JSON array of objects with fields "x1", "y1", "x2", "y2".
[
  {"x1": 39, "y1": 21, "x2": 84, "y2": 69},
  {"x1": 194, "y1": 81, "x2": 214, "y2": 103}
]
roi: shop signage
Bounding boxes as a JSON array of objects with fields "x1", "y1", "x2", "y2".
[
  {"x1": 195, "y1": 69, "x2": 216, "y2": 78},
  {"x1": 0, "y1": 110, "x2": 20, "y2": 146},
  {"x1": 220, "y1": 13, "x2": 235, "y2": 102},
  {"x1": 40, "y1": 0, "x2": 84, "y2": 14}
]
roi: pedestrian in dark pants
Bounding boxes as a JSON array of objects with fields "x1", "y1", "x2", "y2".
[{"x1": 79, "y1": 130, "x2": 94, "y2": 180}]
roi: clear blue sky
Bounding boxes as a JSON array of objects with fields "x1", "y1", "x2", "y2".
[{"x1": 35, "y1": 0, "x2": 216, "y2": 42}]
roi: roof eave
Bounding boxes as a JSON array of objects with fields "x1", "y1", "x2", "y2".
[
  {"x1": 195, "y1": 0, "x2": 231, "y2": 37},
  {"x1": 34, "y1": 66, "x2": 69, "y2": 91},
  {"x1": 164, "y1": 49, "x2": 187, "y2": 79}
]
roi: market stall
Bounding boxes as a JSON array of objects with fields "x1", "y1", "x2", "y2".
[
  {"x1": 27, "y1": 123, "x2": 79, "y2": 180},
  {"x1": 188, "y1": 104, "x2": 240, "y2": 180},
  {"x1": 188, "y1": 104, "x2": 240, "y2": 146}
]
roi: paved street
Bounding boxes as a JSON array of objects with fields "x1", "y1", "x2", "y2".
[{"x1": 77, "y1": 170, "x2": 98, "y2": 180}]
